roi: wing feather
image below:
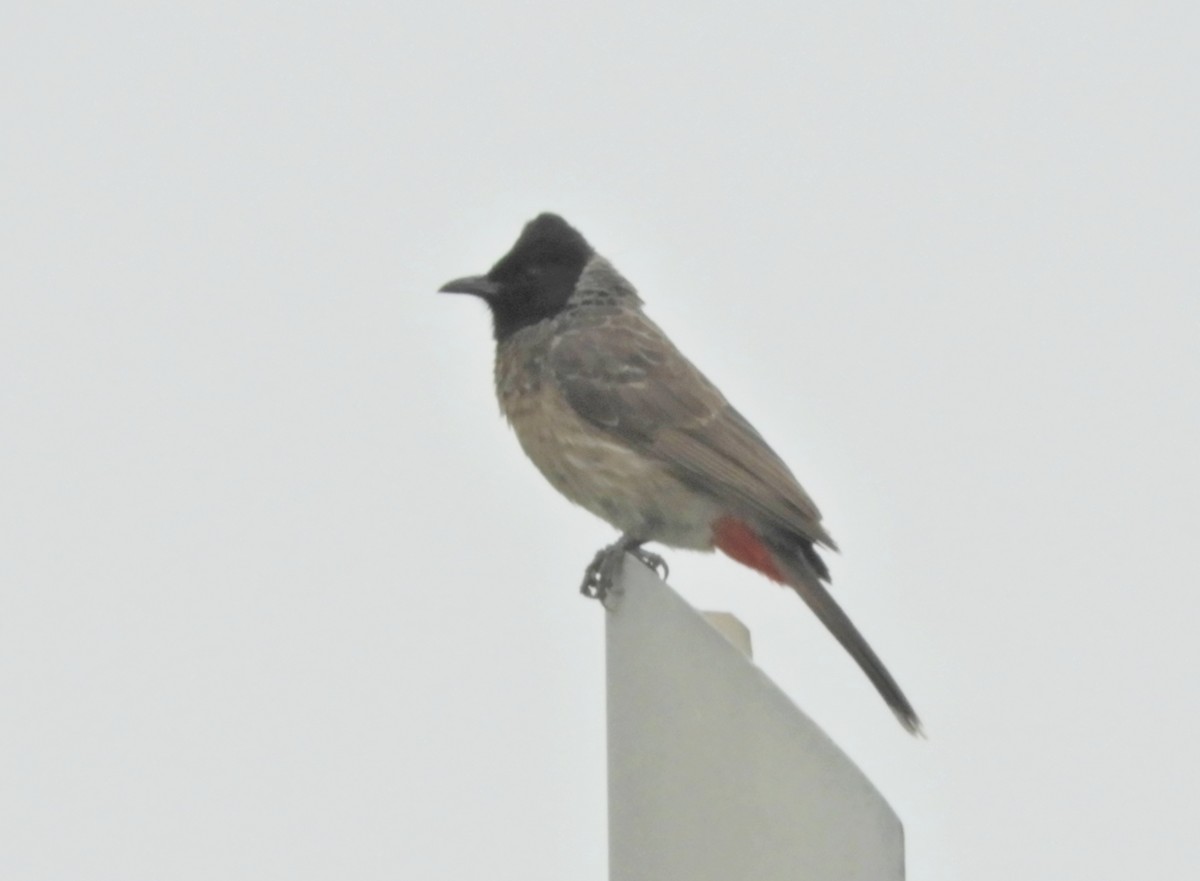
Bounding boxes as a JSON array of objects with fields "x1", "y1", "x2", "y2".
[{"x1": 550, "y1": 314, "x2": 836, "y2": 549}]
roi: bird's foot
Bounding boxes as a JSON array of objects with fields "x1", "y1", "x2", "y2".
[
  {"x1": 580, "y1": 543, "x2": 624, "y2": 602},
  {"x1": 579, "y1": 537, "x2": 669, "y2": 603},
  {"x1": 629, "y1": 546, "x2": 669, "y2": 581}
]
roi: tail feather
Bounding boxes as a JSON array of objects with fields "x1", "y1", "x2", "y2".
[{"x1": 765, "y1": 532, "x2": 923, "y2": 736}]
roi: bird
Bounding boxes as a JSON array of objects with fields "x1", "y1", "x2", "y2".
[{"x1": 439, "y1": 213, "x2": 921, "y2": 734}]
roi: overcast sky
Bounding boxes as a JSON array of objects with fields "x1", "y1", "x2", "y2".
[{"x1": 3, "y1": 3, "x2": 1197, "y2": 879}]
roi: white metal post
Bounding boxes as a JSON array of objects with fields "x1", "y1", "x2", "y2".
[{"x1": 606, "y1": 557, "x2": 905, "y2": 881}]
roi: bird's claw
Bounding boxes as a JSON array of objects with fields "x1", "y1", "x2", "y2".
[
  {"x1": 629, "y1": 547, "x2": 669, "y2": 580},
  {"x1": 580, "y1": 544, "x2": 622, "y2": 601},
  {"x1": 579, "y1": 540, "x2": 669, "y2": 603}
]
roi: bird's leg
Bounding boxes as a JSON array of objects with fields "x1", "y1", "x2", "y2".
[{"x1": 580, "y1": 534, "x2": 669, "y2": 602}]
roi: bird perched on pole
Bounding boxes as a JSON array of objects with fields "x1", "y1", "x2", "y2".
[{"x1": 440, "y1": 213, "x2": 922, "y2": 735}]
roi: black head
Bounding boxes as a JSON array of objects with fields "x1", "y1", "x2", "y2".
[{"x1": 439, "y1": 213, "x2": 594, "y2": 340}]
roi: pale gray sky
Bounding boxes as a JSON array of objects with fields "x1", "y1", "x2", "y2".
[{"x1": 3, "y1": 3, "x2": 1197, "y2": 879}]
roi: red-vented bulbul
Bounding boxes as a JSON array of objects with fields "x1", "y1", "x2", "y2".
[{"x1": 440, "y1": 213, "x2": 921, "y2": 734}]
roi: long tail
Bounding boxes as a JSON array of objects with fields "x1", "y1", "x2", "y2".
[{"x1": 714, "y1": 517, "x2": 923, "y2": 735}]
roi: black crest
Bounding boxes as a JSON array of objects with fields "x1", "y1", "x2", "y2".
[{"x1": 440, "y1": 214, "x2": 594, "y2": 340}]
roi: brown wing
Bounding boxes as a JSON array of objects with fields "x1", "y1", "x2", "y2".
[{"x1": 549, "y1": 313, "x2": 836, "y2": 550}]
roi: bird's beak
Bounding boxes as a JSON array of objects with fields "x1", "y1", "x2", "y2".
[{"x1": 439, "y1": 275, "x2": 501, "y2": 299}]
